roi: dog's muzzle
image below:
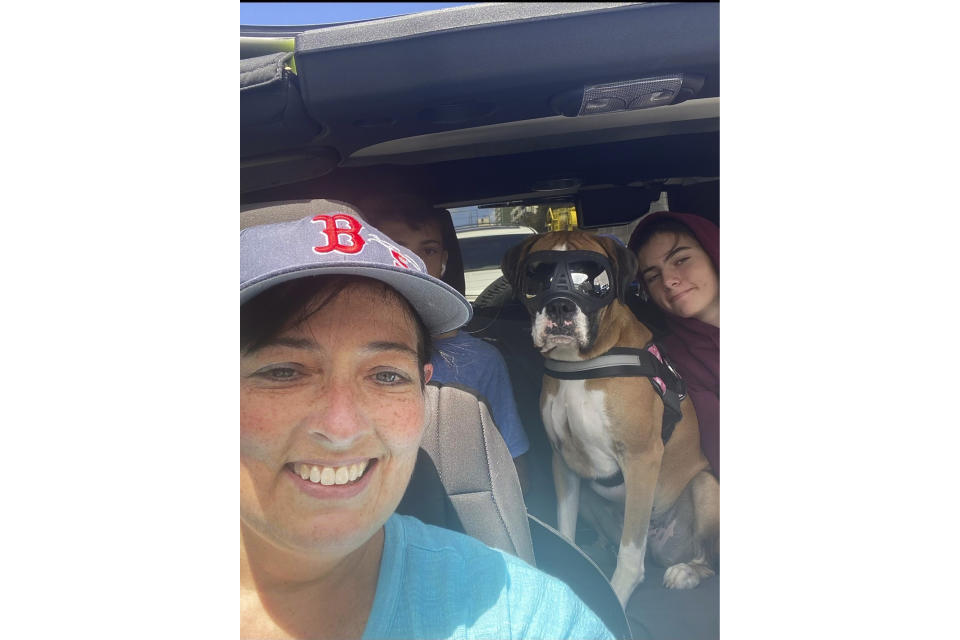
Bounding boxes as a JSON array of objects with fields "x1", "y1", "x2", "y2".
[{"x1": 519, "y1": 250, "x2": 617, "y2": 316}]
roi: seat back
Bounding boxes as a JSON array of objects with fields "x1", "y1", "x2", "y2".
[
  {"x1": 528, "y1": 514, "x2": 634, "y2": 640},
  {"x1": 416, "y1": 383, "x2": 535, "y2": 565},
  {"x1": 396, "y1": 448, "x2": 466, "y2": 537}
]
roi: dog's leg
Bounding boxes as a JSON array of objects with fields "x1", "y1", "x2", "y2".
[
  {"x1": 610, "y1": 448, "x2": 662, "y2": 607},
  {"x1": 663, "y1": 470, "x2": 719, "y2": 589},
  {"x1": 552, "y1": 451, "x2": 581, "y2": 543}
]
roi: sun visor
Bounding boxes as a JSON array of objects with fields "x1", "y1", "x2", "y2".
[{"x1": 576, "y1": 187, "x2": 660, "y2": 228}]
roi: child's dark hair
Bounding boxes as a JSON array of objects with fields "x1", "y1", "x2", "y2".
[
  {"x1": 357, "y1": 193, "x2": 466, "y2": 296},
  {"x1": 627, "y1": 216, "x2": 698, "y2": 255}
]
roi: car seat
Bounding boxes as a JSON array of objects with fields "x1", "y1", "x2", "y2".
[{"x1": 411, "y1": 382, "x2": 536, "y2": 564}]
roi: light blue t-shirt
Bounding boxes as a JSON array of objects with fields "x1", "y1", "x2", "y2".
[
  {"x1": 430, "y1": 331, "x2": 530, "y2": 457},
  {"x1": 363, "y1": 514, "x2": 614, "y2": 640}
]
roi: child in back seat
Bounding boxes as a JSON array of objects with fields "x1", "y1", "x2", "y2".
[{"x1": 358, "y1": 193, "x2": 532, "y2": 493}]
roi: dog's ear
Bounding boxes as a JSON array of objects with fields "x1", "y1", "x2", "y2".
[
  {"x1": 501, "y1": 235, "x2": 538, "y2": 293},
  {"x1": 594, "y1": 235, "x2": 639, "y2": 302}
]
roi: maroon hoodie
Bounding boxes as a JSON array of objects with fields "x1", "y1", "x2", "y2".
[{"x1": 628, "y1": 212, "x2": 720, "y2": 477}]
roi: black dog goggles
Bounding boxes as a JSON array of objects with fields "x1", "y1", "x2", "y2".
[{"x1": 518, "y1": 250, "x2": 617, "y2": 314}]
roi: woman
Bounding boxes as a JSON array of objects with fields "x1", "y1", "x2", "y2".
[
  {"x1": 357, "y1": 194, "x2": 531, "y2": 489},
  {"x1": 628, "y1": 211, "x2": 719, "y2": 478},
  {"x1": 240, "y1": 207, "x2": 612, "y2": 639}
]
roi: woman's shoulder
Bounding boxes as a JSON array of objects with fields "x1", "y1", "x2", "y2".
[
  {"x1": 392, "y1": 513, "x2": 517, "y2": 562},
  {"x1": 389, "y1": 515, "x2": 613, "y2": 637},
  {"x1": 393, "y1": 514, "x2": 569, "y2": 587}
]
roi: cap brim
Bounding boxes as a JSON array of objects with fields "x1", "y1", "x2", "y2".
[
  {"x1": 240, "y1": 199, "x2": 473, "y2": 334},
  {"x1": 240, "y1": 262, "x2": 472, "y2": 335}
]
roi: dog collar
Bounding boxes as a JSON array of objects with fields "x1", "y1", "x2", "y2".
[{"x1": 544, "y1": 344, "x2": 687, "y2": 444}]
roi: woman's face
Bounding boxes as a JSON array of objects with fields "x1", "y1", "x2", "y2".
[
  {"x1": 373, "y1": 218, "x2": 448, "y2": 280},
  {"x1": 240, "y1": 281, "x2": 432, "y2": 557},
  {"x1": 636, "y1": 231, "x2": 719, "y2": 326}
]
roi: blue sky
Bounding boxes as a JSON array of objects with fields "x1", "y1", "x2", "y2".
[{"x1": 240, "y1": 3, "x2": 476, "y2": 25}]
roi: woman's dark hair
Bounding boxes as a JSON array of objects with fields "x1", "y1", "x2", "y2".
[
  {"x1": 356, "y1": 193, "x2": 466, "y2": 296},
  {"x1": 241, "y1": 275, "x2": 433, "y2": 385}
]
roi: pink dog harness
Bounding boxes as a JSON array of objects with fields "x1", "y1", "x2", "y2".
[
  {"x1": 543, "y1": 342, "x2": 687, "y2": 488},
  {"x1": 543, "y1": 342, "x2": 687, "y2": 445}
]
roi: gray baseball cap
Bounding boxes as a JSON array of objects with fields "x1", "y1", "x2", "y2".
[{"x1": 240, "y1": 199, "x2": 472, "y2": 335}]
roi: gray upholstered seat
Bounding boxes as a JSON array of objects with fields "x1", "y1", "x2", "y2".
[{"x1": 419, "y1": 383, "x2": 535, "y2": 565}]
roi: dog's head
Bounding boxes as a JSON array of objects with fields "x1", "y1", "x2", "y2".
[{"x1": 502, "y1": 231, "x2": 638, "y2": 358}]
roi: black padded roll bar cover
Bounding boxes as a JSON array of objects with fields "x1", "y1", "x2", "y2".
[{"x1": 240, "y1": 52, "x2": 324, "y2": 158}]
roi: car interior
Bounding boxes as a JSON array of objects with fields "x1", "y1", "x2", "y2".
[{"x1": 241, "y1": 3, "x2": 719, "y2": 639}]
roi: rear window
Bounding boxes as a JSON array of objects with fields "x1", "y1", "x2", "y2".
[{"x1": 459, "y1": 234, "x2": 532, "y2": 270}]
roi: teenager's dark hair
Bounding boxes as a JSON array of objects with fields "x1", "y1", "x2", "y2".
[
  {"x1": 627, "y1": 217, "x2": 698, "y2": 254},
  {"x1": 356, "y1": 193, "x2": 466, "y2": 296},
  {"x1": 241, "y1": 276, "x2": 433, "y2": 385}
]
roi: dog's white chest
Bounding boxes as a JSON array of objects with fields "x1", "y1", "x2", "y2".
[{"x1": 542, "y1": 379, "x2": 620, "y2": 476}]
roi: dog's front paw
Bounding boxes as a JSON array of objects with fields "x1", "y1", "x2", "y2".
[
  {"x1": 610, "y1": 566, "x2": 645, "y2": 608},
  {"x1": 663, "y1": 563, "x2": 702, "y2": 589}
]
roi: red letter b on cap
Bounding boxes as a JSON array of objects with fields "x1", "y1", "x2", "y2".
[{"x1": 311, "y1": 214, "x2": 365, "y2": 254}]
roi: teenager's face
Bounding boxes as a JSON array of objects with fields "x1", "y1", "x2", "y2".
[
  {"x1": 374, "y1": 218, "x2": 448, "y2": 280},
  {"x1": 637, "y1": 231, "x2": 719, "y2": 326}
]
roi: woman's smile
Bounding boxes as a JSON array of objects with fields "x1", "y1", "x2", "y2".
[
  {"x1": 291, "y1": 459, "x2": 372, "y2": 485},
  {"x1": 285, "y1": 459, "x2": 380, "y2": 499}
]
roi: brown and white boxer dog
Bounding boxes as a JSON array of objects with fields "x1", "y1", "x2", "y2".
[{"x1": 502, "y1": 230, "x2": 719, "y2": 607}]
